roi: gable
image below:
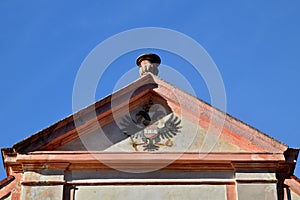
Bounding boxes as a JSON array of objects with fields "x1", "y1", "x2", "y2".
[
  {"x1": 56, "y1": 112, "x2": 244, "y2": 153},
  {"x1": 9, "y1": 74, "x2": 287, "y2": 155}
]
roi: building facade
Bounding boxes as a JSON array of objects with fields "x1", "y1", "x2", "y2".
[{"x1": 1, "y1": 54, "x2": 300, "y2": 200}]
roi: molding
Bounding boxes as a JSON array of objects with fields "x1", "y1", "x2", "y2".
[
  {"x1": 236, "y1": 179, "x2": 278, "y2": 184},
  {"x1": 67, "y1": 179, "x2": 236, "y2": 186},
  {"x1": 12, "y1": 152, "x2": 287, "y2": 171},
  {"x1": 22, "y1": 179, "x2": 236, "y2": 186},
  {"x1": 22, "y1": 180, "x2": 66, "y2": 186}
]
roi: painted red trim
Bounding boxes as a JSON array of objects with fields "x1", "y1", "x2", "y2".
[
  {"x1": 226, "y1": 184, "x2": 237, "y2": 200},
  {"x1": 10, "y1": 152, "x2": 286, "y2": 171},
  {"x1": 0, "y1": 175, "x2": 14, "y2": 189}
]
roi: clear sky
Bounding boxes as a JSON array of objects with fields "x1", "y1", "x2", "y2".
[{"x1": 0, "y1": 1, "x2": 300, "y2": 179}]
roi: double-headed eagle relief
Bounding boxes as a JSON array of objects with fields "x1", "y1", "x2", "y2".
[{"x1": 120, "y1": 101, "x2": 182, "y2": 151}]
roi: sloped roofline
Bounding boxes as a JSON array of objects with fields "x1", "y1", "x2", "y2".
[
  {"x1": 151, "y1": 75, "x2": 288, "y2": 152},
  {"x1": 3, "y1": 73, "x2": 288, "y2": 154},
  {"x1": 9, "y1": 74, "x2": 158, "y2": 153},
  {"x1": 154, "y1": 76, "x2": 288, "y2": 145}
]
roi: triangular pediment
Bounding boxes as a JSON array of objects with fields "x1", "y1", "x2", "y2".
[
  {"x1": 11, "y1": 74, "x2": 288, "y2": 154},
  {"x1": 55, "y1": 111, "x2": 244, "y2": 153}
]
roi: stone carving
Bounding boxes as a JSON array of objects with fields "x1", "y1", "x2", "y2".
[{"x1": 121, "y1": 101, "x2": 181, "y2": 151}]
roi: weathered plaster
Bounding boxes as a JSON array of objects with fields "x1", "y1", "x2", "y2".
[
  {"x1": 237, "y1": 183, "x2": 277, "y2": 200},
  {"x1": 21, "y1": 185, "x2": 63, "y2": 200},
  {"x1": 75, "y1": 185, "x2": 226, "y2": 200}
]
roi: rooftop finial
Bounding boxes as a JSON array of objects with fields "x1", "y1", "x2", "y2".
[{"x1": 136, "y1": 53, "x2": 161, "y2": 76}]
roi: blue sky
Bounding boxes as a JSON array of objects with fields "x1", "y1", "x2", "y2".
[{"x1": 1, "y1": 1, "x2": 300, "y2": 178}]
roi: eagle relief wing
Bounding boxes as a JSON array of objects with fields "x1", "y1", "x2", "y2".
[
  {"x1": 119, "y1": 115, "x2": 143, "y2": 137},
  {"x1": 157, "y1": 114, "x2": 182, "y2": 140}
]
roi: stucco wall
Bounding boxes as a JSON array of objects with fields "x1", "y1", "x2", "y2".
[
  {"x1": 21, "y1": 185, "x2": 63, "y2": 200},
  {"x1": 21, "y1": 170, "x2": 65, "y2": 200},
  {"x1": 75, "y1": 185, "x2": 226, "y2": 200},
  {"x1": 19, "y1": 169, "x2": 281, "y2": 200}
]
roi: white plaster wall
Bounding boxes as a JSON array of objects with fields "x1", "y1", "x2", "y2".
[
  {"x1": 21, "y1": 185, "x2": 63, "y2": 200},
  {"x1": 23, "y1": 170, "x2": 64, "y2": 182},
  {"x1": 237, "y1": 183, "x2": 277, "y2": 200},
  {"x1": 75, "y1": 185, "x2": 226, "y2": 200},
  {"x1": 21, "y1": 170, "x2": 65, "y2": 200}
]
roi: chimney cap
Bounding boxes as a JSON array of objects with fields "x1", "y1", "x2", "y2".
[{"x1": 136, "y1": 53, "x2": 161, "y2": 67}]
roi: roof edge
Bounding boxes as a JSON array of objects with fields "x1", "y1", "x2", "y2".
[
  {"x1": 151, "y1": 75, "x2": 288, "y2": 152},
  {"x1": 12, "y1": 74, "x2": 158, "y2": 153}
]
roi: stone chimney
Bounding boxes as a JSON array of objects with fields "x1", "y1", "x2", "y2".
[{"x1": 136, "y1": 53, "x2": 161, "y2": 76}]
